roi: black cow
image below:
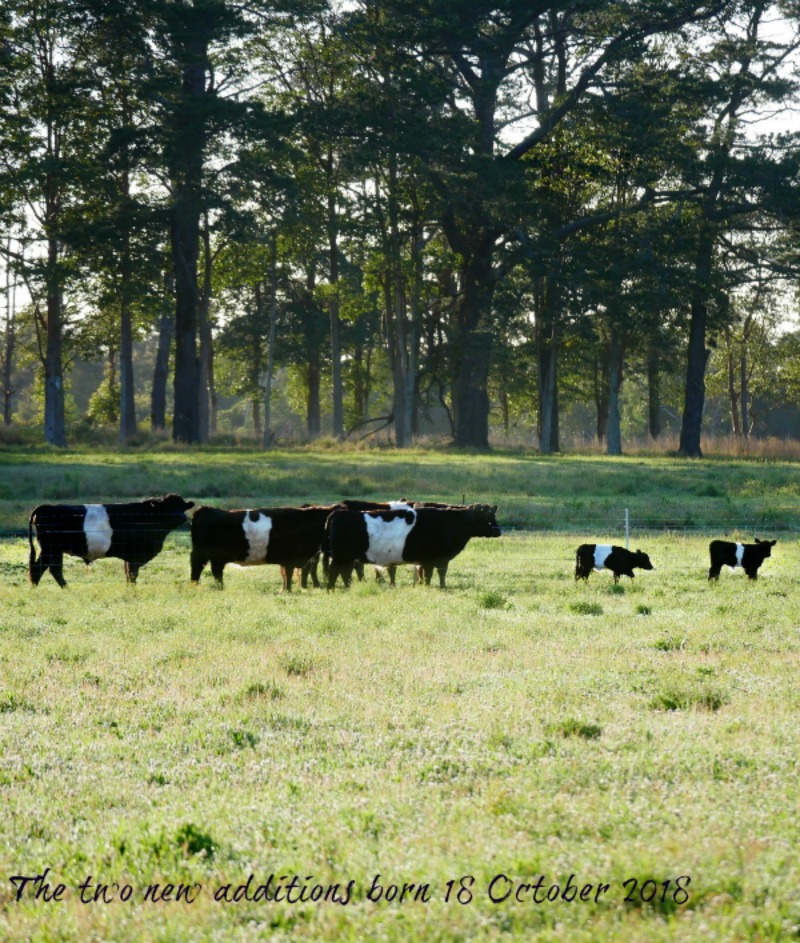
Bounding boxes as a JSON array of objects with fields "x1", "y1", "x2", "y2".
[
  {"x1": 326, "y1": 504, "x2": 501, "y2": 589},
  {"x1": 575, "y1": 544, "x2": 654, "y2": 583},
  {"x1": 708, "y1": 538, "x2": 776, "y2": 581},
  {"x1": 190, "y1": 504, "x2": 339, "y2": 589},
  {"x1": 28, "y1": 494, "x2": 195, "y2": 587},
  {"x1": 339, "y1": 500, "x2": 467, "y2": 586}
]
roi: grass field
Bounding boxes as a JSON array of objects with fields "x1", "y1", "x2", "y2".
[{"x1": 1, "y1": 447, "x2": 799, "y2": 942}]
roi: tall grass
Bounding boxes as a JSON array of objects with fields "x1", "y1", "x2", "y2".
[{"x1": 0, "y1": 522, "x2": 798, "y2": 942}]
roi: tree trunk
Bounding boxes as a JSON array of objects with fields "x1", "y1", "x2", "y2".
[
  {"x1": 740, "y1": 319, "x2": 751, "y2": 439},
  {"x1": 535, "y1": 274, "x2": 560, "y2": 455},
  {"x1": 117, "y1": 135, "x2": 137, "y2": 445},
  {"x1": 594, "y1": 354, "x2": 609, "y2": 444},
  {"x1": 43, "y1": 236, "x2": 66, "y2": 447},
  {"x1": 3, "y1": 238, "x2": 15, "y2": 425},
  {"x1": 197, "y1": 222, "x2": 214, "y2": 443},
  {"x1": 328, "y1": 189, "x2": 344, "y2": 440},
  {"x1": 679, "y1": 221, "x2": 716, "y2": 458},
  {"x1": 453, "y1": 248, "x2": 494, "y2": 450},
  {"x1": 170, "y1": 43, "x2": 207, "y2": 445},
  {"x1": 727, "y1": 340, "x2": 741, "y2": 437},
  {"x1": 263, "y1": 236, "x2": 278, "y2": 449},
  {"x1": 606, "y1": 328, "x2": 623, "y2": 456},
  {"x1": 151, "y1": 302, "x2": 172, "y2": 432}
]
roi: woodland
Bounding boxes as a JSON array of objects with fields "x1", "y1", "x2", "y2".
[{"x1": 3, "y1": 0, "x2": 800, "y2": 454}]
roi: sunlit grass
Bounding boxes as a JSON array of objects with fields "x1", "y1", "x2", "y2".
[{"x1": 0, "y1": 452, "x2": 799, "y2": 941}]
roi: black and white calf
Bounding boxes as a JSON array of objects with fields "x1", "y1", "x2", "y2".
[
  {"x1": 708, "y1": 538, "x2": 776, "y2": 581},
  {"x1": 189, "y1": 504, "x2": 338, "y2": 589},
  {"x1": 575, "y1": 544, "x2": 654, "y2": 583},
  {"x1": 325, "y1": 504, "x2": 501, "y2": 589},
  {"x1": 28, "y1": 494, "x2": 195, "y2": 587}
]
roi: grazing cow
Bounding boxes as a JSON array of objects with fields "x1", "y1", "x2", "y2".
[
  {"x1": 575, "y1": 544, "x2": 654, "y2": 583},
  {"x1": 326, "y1": 504, "x2": 501, "y2": 589},
  {"x1": 708, "y1": 538, "x2": 776, "y2": 581},
  {"x1": 28, "y1": 494, "x2": 195, "y2": 587},
  {"x1": 190, "y1": 504, "x2": 339, "y2": 590}
]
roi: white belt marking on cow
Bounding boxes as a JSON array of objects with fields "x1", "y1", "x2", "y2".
[
  {"x1": 593, "y1": 545, "x2": 612, "y2": 570},
  {"x1": 242, "y1": 512, "x2": 272, "y2": 564},
  {"x1": 735, "y1": 543, "x2": 744, "y2": 567},
  {"x1": 365, "y1": 511, "x2": 417, "y2": 566},
  {"x1": 84, "y1": 505, "x2": 113, "y2": 560}
]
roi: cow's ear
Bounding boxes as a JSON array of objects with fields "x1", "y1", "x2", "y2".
[
  {"x1": 771, "y1": 539, "x2": 777, "y2": 546},
  {"x1": 491, "y1": 505, "x2": 498, "y2": 513},
  {"x1": 755, "y1": 538, "x2": 763, "y2": 544}
]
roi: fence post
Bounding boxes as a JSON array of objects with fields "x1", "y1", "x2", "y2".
[{"x1": 625, "y1": 508, "x2": 630, "y2": 549}]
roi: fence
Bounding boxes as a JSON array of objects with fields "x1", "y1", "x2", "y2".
[{"x1": 2, "y1": 506, "x2": 793, "y2": 585}]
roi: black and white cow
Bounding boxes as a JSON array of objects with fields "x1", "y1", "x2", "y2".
[
  {"x1": 708, "y1": 538, "x2": 776, "y2": 581},
  {"x1": 325, "y1": 504, "x2": 501, "y2": 589},
  {"x1": 28, "y1": 494, "x2": 195, "y2": 587},
  {"x1": 189, "y1": 504, "x2": 339, "y2": 589},
  {"x1": 575, "y1": 544, "x2": 654, "y2": 583}
]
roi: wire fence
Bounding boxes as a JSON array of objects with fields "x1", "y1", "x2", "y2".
[{"x1": 1, "y1": 506, "x2": 793, "y2": 585}]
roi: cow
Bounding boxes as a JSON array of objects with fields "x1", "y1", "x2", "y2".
[
  {"x1": 325, "y1": 504, "x2": 501, "y2": 589},
  {"x1": 575, "y1": 544, "x2": 654, "y2": 584},
  {"x1": 340, "y1": 499, "x2": 467, "y2": 586},
  {"x1": 189, "y1": 504, "x2": 340, "y2": 590},
  {"x1": 708, "y1": 538, "x2": 776, "y2": 581},
  {"x1": 28, "y1": 494, "x2": 195, "y2": 587}
]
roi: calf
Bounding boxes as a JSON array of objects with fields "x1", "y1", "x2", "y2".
[
  {"x1": 575, "y1": 544, "x2": 654, "y2": 583},
  {"x1": 326, "y1": 504, "x2": 501, "y2": 589},
  {"x1": 708, "y1": 538, "x2": 776, "y2": 581},
  {"x1": 28, "y1": 494, "x2": 195, "y2": 587},
  {"x1": 190, "y1": 504, "x2": 339, "y2": 590}
]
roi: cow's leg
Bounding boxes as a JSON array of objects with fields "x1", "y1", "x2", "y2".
[
  {"x1": 29, "y1": 552, "x2": 46, "y2": 586},
  {"x1": 613, "y1": 572, "x2": 620, "y2": 584},
  {"x1": 388, "y1": 565, "x2": 397, "y2": 586},
  {"x1": 210, "y1": 560, "x2": 225, "y2": 586},
  {"x1": 353, "y1": 560, "x2": 365, "y2": 582},
  {"x1": 190, "y1": 550, "x2": 208, "y2": 583},
  {"x1": 303, "y1": 554, "x2": 320, "y2": 588},
  {"x1": 125, "y1": 561, "x2": 140, "y2": 584},
  {"x1": 708, "y1": 565, "x2": 721, "y2": 581},
  {"x1": 282, "y1": 566, "x2": 294, "y2": 592},
  {"x1": 419, "y1": 564, "x2": 434, "y2": 586},
  {"x1": 437, "y1": 565, "x2": 447, "y2": 589},
  {"x1": 745, "y1": 568, "x2": 758, "y2": 580},
  {"x1": 327, "y1": 563, "x2": 340, "y2": 590},
  {"x1": 48, "y1": 553, "x2": 67, "y2": 588}
]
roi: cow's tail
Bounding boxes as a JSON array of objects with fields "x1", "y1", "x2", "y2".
[{"x1": 28, "y1": 507, "x2": 39, "y2": 580}]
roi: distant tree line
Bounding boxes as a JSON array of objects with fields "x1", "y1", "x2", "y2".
[{"x1": 2, "y1": 0, "x2": 800, "y2": 454}]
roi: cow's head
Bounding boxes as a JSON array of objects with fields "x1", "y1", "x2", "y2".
[
  {"x1": 469, "y1": 504, "x2": 501, "y2": 538},
  {"x1": 755, "y1": 538, "x2": 777, "y2": 558},
  {"x1": 634, "y1": 549, "x2": 654, "y2": 570},
  {"x1": 149, "y1": 494, "x2": 196, "y2": 520}
]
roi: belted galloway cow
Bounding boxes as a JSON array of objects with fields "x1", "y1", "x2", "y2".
[
  {"x1": 575, "y1": 544, "x2": 654, "y2": 583},
  {"x1": 28, "y1": 494, "x2": 195, "y2": 586},
  {"x1": 189, "y1": 504, "x2": 339, "y2": 590},
  {"x1": 708, "y1": 538, "x2": 776, "y2": 581},
  {"x1": 325, "y1": 504, "x2": 501, "y2": 589}
]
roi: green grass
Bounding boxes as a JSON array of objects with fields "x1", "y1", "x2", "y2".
[{"x1": 0, "y1": 448, "x2": 799, "y2": 941}]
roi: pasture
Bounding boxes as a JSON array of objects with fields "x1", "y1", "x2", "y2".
[{"x1": 1, "y1": 447, "x2": 799, "y2": 942}]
